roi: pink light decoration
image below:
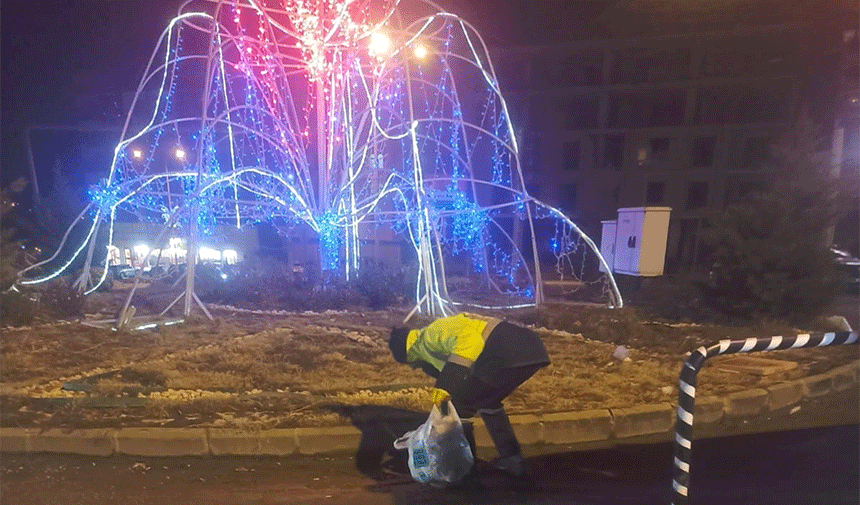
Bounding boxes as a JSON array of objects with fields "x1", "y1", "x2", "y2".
[{"x1": 264, "y1": 0, "x2": 397, "y2": 78}]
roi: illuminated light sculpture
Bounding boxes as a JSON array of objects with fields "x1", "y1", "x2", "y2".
[{"x1": 18, "y1": 0, "x2": 622, "y2": 319}]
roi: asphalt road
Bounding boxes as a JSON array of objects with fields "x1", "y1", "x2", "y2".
[
  {"x1": 3, "y1": 388, "x2": 858, "y2": 505},
  {"x1": 1, "y1": 426, "x2": 856, "y2": 505}
]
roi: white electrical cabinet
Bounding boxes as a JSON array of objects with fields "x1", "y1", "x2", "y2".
[
  {"x1": 613, "y1": 207, "x2": 671, "y2": 276},
  {"x1": 602, "y1": 207, "x2": 671, "y2": 276}
]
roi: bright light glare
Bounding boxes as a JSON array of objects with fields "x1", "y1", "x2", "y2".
[
  {"x1": 175, "y1": 148, "x2": 186, "y2": 159},
  {"x1": 133, "y1": 244, "x2": 150, "y2": 257},
  {"x1": 369, "y1": 32, "x2": 391, "y2": 57},
  {"x1": 223, "y1": 249, "x2": 238, "y2": 264},
  {"x1": 413, "y1": 44, "x2": 429, "y2": 60},
  {"x1": 199, "y1": 246, "x2": 221, "y2": 261},
  {"x1": 132, "y1": 149, "x2": 143, "y2": 159}
]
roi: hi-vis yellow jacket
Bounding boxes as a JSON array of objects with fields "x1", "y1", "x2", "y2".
[
  {"x1": 405, "y1": 313, "x2": 500, "y2": 372},
  {"x1": 405, "y1": 313, "x2": 550, "y2": 394}
]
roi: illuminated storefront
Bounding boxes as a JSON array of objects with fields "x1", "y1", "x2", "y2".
[{"x1": 108, "y1": 222, "x2": 255, "y2": 268}]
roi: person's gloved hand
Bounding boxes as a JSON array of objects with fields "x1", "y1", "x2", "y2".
[{"x1": 429, "y1": 387, "x2": 450, "y2": 406}]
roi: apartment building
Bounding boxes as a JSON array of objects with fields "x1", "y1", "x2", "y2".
[{"x1": 484, "y1": 0, "x2": 858, "y2": 272}]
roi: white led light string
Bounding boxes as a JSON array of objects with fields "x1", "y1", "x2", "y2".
[{"x1": 18, "y1": 0, "x2": 622, "y2": 319}]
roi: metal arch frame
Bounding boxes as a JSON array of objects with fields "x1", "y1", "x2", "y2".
[{"x1": 18, "y1": 0, "x2": 623, "y2": 322}]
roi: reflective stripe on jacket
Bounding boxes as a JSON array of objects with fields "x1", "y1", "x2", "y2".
[{"x1": 405, "y1": 313, "x2": 500, "y2": 372}]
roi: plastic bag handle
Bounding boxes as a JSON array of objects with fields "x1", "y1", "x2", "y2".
[
  {"x1": 445, "y1": 400, "x2": 461, "y2": 423},
  {"x1": 393, "y1": 432, "x2": 412, "y2": 450},
  {"x1": 393, "y1": 404, "x2": 439, "y2": 450}
]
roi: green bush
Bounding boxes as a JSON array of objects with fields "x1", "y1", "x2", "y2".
[
  {"x1": 0, "y1": 291, "x2": 37, "y2": 326},
  {"x1": 353, "y1": 260, "x2": 409, "y2": 309},
  {"x1": 1, "y1": 189, "x2": 21, "y2": 292},
  {"x1": 199, "y1": 260, "x2": 410, "y2": 312},
  {"x1": 40, "y1": 277, "x2": 86, "y2": 319},
  {"x1": 700, "y1": 189, "x2": 839, "y2": 322},
  {"x1": 621, "y1": 273, "x2": 733, "y2": 325},
  {"x1": 0, "y1": 188, "x2": 37, "y2": 326},
  {"x1": 699, "y1": 120, "x2": 840, "y2": 323}
]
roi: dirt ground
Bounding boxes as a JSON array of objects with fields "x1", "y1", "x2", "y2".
[{"x1": 0, "y1": 288, "x2": 856, "y2": 431}]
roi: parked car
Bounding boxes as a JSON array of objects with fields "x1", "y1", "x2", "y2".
[
  {"x1": 143, "y1": 265, "x2": 166, "y2": 278},
  {"x1": 164, "y1": 263, "x2": 231, "y2": 285},
  {"x1": 108, "y1": 264, "x2": 138, "y2": 281},
  {"x1": 196, "y1": 263, "x2": 230, "y2": 283},
  {"x1": 830, "y1": 246, "x2": 860, "y2": 286}
]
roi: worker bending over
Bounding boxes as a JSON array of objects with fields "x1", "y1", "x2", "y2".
[{"x1": 389, "y1": 313, "x2": 550, "y2": 476}]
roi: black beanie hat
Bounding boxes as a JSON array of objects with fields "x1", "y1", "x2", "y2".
[{"x1": 389, "y1": 327, "x2": 411, "y2": 363}]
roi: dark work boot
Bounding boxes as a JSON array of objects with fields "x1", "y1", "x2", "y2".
[
  {"x1": 462, "y1": 420, "x2": 477, "y2": 460},
  {"x1": 479, "y1": 408, "x2": 525, "y2": 477}
]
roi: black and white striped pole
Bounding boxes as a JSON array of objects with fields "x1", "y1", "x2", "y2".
[{"x1": 671, "y1": 331, "x2": 858, "y2": 505}]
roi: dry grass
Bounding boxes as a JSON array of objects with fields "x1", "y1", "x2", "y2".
[{"x1": 1, "y1": 303, "x2": 856, "y2": 430}]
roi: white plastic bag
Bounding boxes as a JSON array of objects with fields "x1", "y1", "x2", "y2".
[{"x1": 393, "y1": 400, "x2": 474, "y2": 487}]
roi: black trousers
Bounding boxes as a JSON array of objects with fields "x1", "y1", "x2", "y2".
[
  {"x1": 451, "y1": 363, "x2": 544, "y2": 419},
  {"x1": 449, "y1": 363, "x2": 544, "y2": 460}
]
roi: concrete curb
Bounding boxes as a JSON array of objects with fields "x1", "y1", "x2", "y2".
[{"x1": 2, "y1": 359, "x2": 858, "y2": 457}]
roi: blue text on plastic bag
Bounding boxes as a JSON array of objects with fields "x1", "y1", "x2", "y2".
[{"x1": 393, "y1": 400, "x2": 474, "y2": 487}]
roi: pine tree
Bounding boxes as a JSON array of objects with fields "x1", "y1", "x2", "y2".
[
  {"x1": 701, "y1": 118, "x2": 839, "y2": 322},
  {"x1": 1, "y1": 182, "x2": 38, "y2": 325},
  {"x1": 0, "y1": 188, "x2": 21, "y2": 290}
]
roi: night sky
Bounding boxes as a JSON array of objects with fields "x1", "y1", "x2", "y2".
[
  {"x1": 1, "y1": 0, "x2": 185, "y2": 186},
  {"x1": 4, "y1": 0, "x2": 521, "y2": 188},
  {"x1": 0, "y1": 0, "x2": 506, "y2": 189}
]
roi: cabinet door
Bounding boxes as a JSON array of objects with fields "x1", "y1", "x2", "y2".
[
  {"x1": 639, "y1": 210, "x2": 671, "y2": 275},
  {"x1": 613, "y1": 212, "x2": 643, "y2": 274}
]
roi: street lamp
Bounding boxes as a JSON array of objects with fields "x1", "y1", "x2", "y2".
[
  {"x1": 413, "y1": 43, "x2": 429, "y2": 60},
  {"x1": 175, "y1": 148, "x2": 186, "y2": 160},
  {"x1": 369, "y1": 32, "x2": 391, "y2": 59},
  {"x1": 131, "y1": 148, "x2": 143, "y2": 159}
]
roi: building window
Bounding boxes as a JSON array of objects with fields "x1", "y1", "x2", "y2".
[
  {"x1": 697, "y1": 85, "x2": 787, "y2": 124},
  {"x1": 695, "y1": 87, "x2": 731, "y2": 124},
  {"x1": 742, "y1": 136, "x2": 771, "y2": 169},
  {"x1": 561, "y1": 183, "x2": 577, "y2": 211},
  {"x1": 637, "y1": 147, "x2": 649, "y2": 166},
  {"x1": 686, "y1": 181, "x2": 709, "y2": 210},
  {"x1": 564, "y1": 97, "x2": 599, "y2": 129},
  {"x1": 692, "y1": 137, "x2": 716, "y2": 167},
  {"x1": 528, "y1": 96, "x2": 548, "y2": 131},
  {"x1": 611, "y1": 47, "x2": 691, "y2": 84},
  {"x1": 556, "y1": 51, "x2": 604, "y2": 86},
  {"x1": 638, "y1": 138, "x2": 670, "y2": 167},
  {"x1": 725, "y1": 180, "x2": 766, "y2": 206},
  {"x1": 609, "y1": 91, "x2": 685, "y2": 128},
  {"x1": 650, "y1": 138, "x2": 670, "y2": 162},
  {"x1": 604, "y1": 135, "x2": 624, "y2": 170},
  {"x1": 563, "y1": 141, "x2": 580, "y2": 171},
  {"x1": 646, "y1": 181, "x2": 666, "y2": 204}
]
